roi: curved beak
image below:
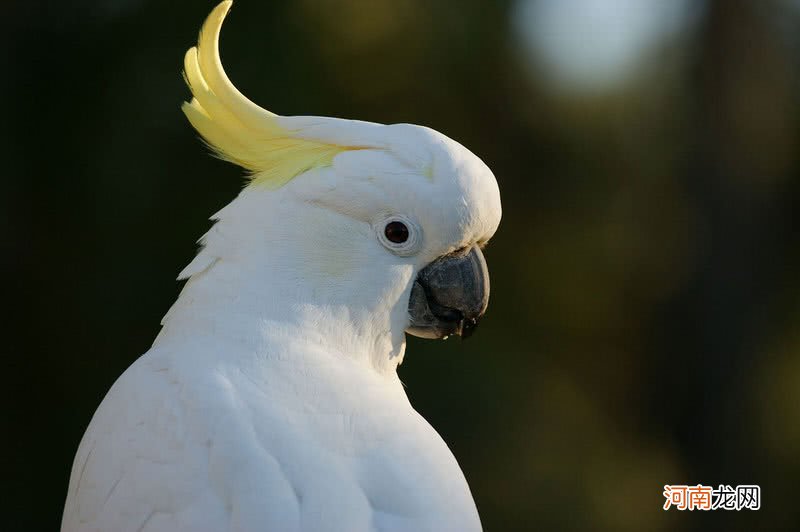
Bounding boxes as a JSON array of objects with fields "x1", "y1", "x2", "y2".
[{"x1": 406, "y1": 245, "x2": 490, "y2": 339}]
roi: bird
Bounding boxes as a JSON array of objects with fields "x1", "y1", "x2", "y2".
[{"x1": 61, "y1": 2, "x2": 501, "y2": 531}]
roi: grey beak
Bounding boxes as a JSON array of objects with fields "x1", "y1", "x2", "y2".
[{"x1": 406, "y1": 245, "x2": 490, "y2": 339}]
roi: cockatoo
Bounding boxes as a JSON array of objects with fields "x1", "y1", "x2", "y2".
[{"x1": 61, "y1": 2, "x2": 501, "y2": 531}]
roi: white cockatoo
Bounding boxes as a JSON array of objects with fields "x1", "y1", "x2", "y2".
[{"x1": 62, "y1": 2, "x2": 501, "y2": 531}]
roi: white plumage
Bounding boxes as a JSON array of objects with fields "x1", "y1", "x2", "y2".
[{"x1": 62, "y1": 2, "x2": 501, "y2": 531}]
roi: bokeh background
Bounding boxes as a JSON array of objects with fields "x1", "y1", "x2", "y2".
[{"x1": 3, "y1": 0, "x2": 799, "y2": 530}]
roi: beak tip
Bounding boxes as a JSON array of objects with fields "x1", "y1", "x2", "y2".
[{"x1": 459, "y1": 317, "x2": 479, "y2": 339}]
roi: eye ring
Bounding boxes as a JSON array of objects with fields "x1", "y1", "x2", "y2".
[{"x1": 376, "y1": 215, "x2": 421, "y2": 256}]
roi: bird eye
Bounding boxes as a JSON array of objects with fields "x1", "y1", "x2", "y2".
[
  {"x1": 384, "y1": 221, "x2": 409, "y2": 244},
  {"x1": 376, "y1": 215, "x2": 421, "y2": 256}
]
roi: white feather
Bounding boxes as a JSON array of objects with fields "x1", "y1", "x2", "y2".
[{"x1": 62, "y1": 2, "x2": 501, "y2": 531}]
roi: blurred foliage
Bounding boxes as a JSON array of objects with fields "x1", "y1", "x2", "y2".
[{"x1": 2, "y1": 1, "x2": 798, "y2": 531}]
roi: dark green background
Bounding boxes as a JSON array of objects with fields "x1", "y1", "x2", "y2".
[{"x1": 3, "y1": 1, "x2": 798, "y2": 530}]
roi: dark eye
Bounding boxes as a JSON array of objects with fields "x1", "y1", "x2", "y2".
[{"x1": 384, "y1": 221, "x2": 409, "y2": 244}]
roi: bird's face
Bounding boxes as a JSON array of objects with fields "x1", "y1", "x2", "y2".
[{"x1": 274, "y1": 124, "x2": 502, "y2": 340}]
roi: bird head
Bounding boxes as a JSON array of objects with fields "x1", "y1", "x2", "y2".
[{"x1": 178, "y1": 1, "x2": 501, "y2": 363}]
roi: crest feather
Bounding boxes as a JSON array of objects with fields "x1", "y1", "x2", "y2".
[{"x1": 182, "y1": 1, "x2": 355, "y2": 188}]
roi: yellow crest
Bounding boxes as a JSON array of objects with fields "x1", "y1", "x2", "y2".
[{"x1": 182, "y1": 1, "x2": 353, "y2": 188}]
